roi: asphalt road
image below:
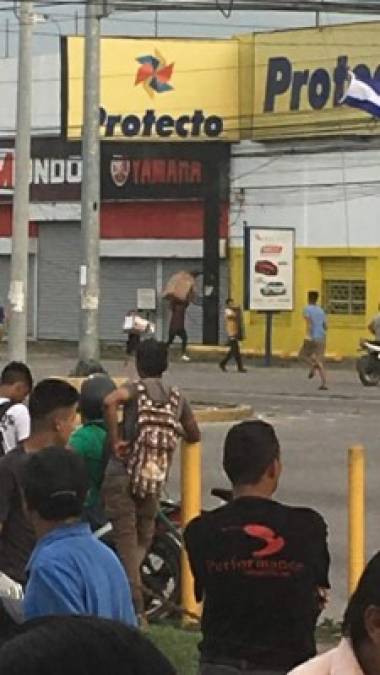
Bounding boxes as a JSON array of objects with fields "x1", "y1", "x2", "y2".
[{"x1": 24, "y1": 351, "x2": 380, "y2": 621}]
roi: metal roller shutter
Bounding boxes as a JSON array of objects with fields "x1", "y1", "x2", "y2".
[
  {"x1": 162, "y1": 259, "x2": 228, "y2": 344},
  {"x1": 99, "y1": 258, "x2": 156, "y2": 342},
  {"x1": 0, "y1": 255, "x2": 36, "y2": 337},
  {"x1": 38, "y1": 223, "x2": 80, "y2": 340},
  {"x1": 322, "y1": 257, "x2": 365, "y2": 281}
]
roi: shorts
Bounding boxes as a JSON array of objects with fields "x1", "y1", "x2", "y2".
[{"x1": 299, "y1": 339, "x2": 326, "y2": 361}]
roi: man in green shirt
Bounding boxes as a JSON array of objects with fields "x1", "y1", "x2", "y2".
[{"x1": 70, "y1": 375, "x2": 116, "y2": 512}]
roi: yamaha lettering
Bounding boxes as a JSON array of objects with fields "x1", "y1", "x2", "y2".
[
  {"x1": 0, "y1": 139, "x2": 229, "y2": 202},
  {"x1": 264, "y1": 55, "x2": 380, "y2": 112},
  {"x1": 99, "y1": 107, "x2": 223, "y2": 139}
]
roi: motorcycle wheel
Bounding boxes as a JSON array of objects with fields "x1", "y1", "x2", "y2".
[
  {"x1": 141, "y1": 531, "x2": 181, "y2": 621},
  {"x1": 357, "y1": 354, "x2": 380, "y2": 387}
]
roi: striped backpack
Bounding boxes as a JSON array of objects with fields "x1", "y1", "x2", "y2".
[{"x1": 125, "y1": 382, "x2": 181, "y2": 498}]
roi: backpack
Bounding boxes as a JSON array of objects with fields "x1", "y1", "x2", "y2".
[
  {"x1": 125, "y1": 382, "x2": 181, "y2": 499},
  {"x1": 0, "y1": 400, "x2": 14, "y2": 457}
]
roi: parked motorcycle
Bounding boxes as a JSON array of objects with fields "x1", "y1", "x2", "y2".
[
  {"x1": 140, "y1": 498, "x2": 182, "y2": 621},
  {"x1": 139, "y1": 489, "x2": 232, "y2": 621},
  {"x1": 357, "y1": 339, "x2": 380, "y2": 386}
]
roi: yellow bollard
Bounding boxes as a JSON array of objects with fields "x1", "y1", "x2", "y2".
[
  {"x1": 181, "y1": 440, "x2": 202, "y2": 624},
  {"x1": 348, "y1": 445, "x2": 365, "y2": 596}
]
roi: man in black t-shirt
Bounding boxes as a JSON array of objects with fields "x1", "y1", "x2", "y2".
[{"x1": 184, "y1": 420, "x2": 330, "y2": 675}]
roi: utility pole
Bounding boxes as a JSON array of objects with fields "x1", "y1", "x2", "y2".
[
  {"x1": 5, "y1": 18, "x2": 10, "y2": 58},
  {"x1": 74, "y1": 0, "x2": 103, "y2": 374},
  {"x1": 202, "y1": 158, "x2": 221, "y2": 345},
  {"x1": 8, "y1": 1, "x2": 33, "y2": 363}
]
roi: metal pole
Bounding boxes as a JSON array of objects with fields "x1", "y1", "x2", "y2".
[
  {"x1": 5, "y1": 18, "x2": 10, "y2": 58},
  {"x1": 154, "y1": 10, "x2": 159, "y2": 37},
  {"x1": 203, "y1": 159, "x2": 220, "y2": 345},
  {"x1": 181, "y1": 439, "x2": 202, "y2": 625},
  {"x1": 264, "y1": 311, "x2": 273, "y2": 367},
  {"x1": 76, "y1": 0, "x2": 102, "y2": 373},
  {"x1": 348, "y1": 445, "x2": 365, "y2": 595},
  {"x1": 8, "y1": 1, "x2": 33, "y2": 363}
]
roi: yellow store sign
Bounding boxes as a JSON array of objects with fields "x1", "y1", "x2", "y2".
[
  {"x1": 247, "y1": 22, "x2": 380, "y2": 139},
  {"x1": 65, "y1": 37, "x2": 239, "y2": 141}
]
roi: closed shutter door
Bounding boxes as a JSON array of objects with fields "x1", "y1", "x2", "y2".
[
  {"x1": 38, "y1": 223, "x2": 80, "y2": 339},
  {"x1": 0, "y1": 255, "x2": 36, "y2": 337},
  {"x1": 322, "y1": 258, "x2": 365, "y2": 281},
  {"x1": 100, "y1": 259, "x2": 156, "y2": 341},
  {"x1": 162, "y1": 259, "x2": 228, "y2": 344}
]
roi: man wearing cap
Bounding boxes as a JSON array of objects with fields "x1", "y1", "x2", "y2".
[
  {"x1": 22, "y1": 446, "x2": 136, "y2": 625},
  {"x1": 184, "y1": 420, "x2": 330, "y2": 675}
]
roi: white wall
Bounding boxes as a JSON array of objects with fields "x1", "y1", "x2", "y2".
[
  {"x1": 231, "y1": 140, "x2": 380, "y2": 248},
  {"x1": 0, "y1": 53, "x2": 60, "y2": 136}
]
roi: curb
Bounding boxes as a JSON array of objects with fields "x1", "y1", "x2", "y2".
[
  {"x1": 194, "y1": 404, "x2": 253, "y2": 423},
  {"x1": 62, "y1": 377, "x2": 253, "y2": 424}
]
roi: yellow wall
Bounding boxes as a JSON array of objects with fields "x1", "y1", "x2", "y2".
[{"x1": 230, "y1": 247, "x2": 380, "y2": 358}]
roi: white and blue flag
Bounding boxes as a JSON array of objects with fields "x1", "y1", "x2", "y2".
[{"x1": 342, "y1": 71, "x2": 380, "y2": 118}]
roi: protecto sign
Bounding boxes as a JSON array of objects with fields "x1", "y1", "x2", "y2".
[
  {"x1": 99, "y1": 107, "x2": 223, "y2": 139},
  {"x1": 246, "y1": 21, "x2": 380, "y2": 139},
  {"x1": 64, "y1": 37, "x2": 239, "y2": 141}
]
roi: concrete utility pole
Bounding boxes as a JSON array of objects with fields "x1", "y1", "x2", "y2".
[
  {"x1": 75, "y1": 0, "x2": 103, "y2": 374},
  {"x1": 8, "y1": 1, "x2": 33, "y2": 363}
]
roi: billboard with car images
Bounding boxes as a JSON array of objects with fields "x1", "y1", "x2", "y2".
[{"x1": 245, "y1": 226, "x2": 295, "y2": 311}]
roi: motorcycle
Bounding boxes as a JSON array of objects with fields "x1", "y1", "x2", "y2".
[
  {"x1": 93, "y1": 497, "x2": 183, "y2": 622},
  {"x1": 140, "y1": 498, "x2": 182, "y2": 621},
  {"x1": 357, "y1": 339, "x2": 380, "y2": 386},
  {"x1": 138, "y1": 489, "x2": 232, "y2": 621}
]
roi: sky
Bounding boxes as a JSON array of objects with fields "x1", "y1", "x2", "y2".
[{"x1": 0, "y1": 1, "x2": 379, "y2": 57}]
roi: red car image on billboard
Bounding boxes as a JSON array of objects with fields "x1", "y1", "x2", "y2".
[{"x1": 254, "y1": 260, "x2": 278, "y2": 276}]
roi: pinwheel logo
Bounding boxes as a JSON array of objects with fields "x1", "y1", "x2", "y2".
[{"x1": 135, "y1": 50, "x2": 174, "y2": 98}]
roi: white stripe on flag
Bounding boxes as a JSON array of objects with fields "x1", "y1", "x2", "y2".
[{"x1": 342, "y1": 76, "x2": 380, "y2": 109}]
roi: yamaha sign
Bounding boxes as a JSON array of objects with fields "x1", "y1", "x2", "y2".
[{"x1": 0, "y1": 139, "x2": 229, "y2": 202}]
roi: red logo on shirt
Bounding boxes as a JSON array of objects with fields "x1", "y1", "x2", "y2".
[{"x1": 243, "y1": 524, "x2": 285, "y2": 558}]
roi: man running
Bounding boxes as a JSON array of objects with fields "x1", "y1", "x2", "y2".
[
  {"x1": 219, "y1": 299, "x2": 246, "y2": 373},
  {"x1": 166, "y1": 271, "x2": 199, "y2": 362},
  {"x1": 299, "y1": 291, "x2": 328, "y2": 391}
]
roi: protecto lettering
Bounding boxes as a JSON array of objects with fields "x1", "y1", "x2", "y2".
[
  {"x1": 99, "y1": 107, "x2": 224, "y2": 139},
  {"x1": 264, "y1": 55, "x2": 380, "y2": 113}
]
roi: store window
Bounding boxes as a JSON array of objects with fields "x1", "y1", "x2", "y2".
[
  {"x1": 321, "y1": 257, "x2": 366, "y2": 316},
  {"x1": 324, "y1": 280, "x2": 366, "y2": 315}
]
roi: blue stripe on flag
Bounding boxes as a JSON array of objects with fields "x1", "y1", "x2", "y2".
[{"x1": 344, "y1": 95, "x2": 380, "y2": 119}]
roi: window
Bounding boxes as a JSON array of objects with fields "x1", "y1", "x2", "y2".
[{"x1": 324, "y1": 280, "x2": 366, "y2": 315}]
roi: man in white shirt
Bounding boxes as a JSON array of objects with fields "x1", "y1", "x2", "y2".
[{"x1": 0, "y1": 362, "x2": 33, "y2": 454}]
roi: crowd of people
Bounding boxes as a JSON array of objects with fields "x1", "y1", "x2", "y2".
[{"x1": 0, "y1": 344, "x2": 377, "y2": 675}]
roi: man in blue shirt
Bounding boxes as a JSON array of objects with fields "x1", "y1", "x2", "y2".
[
  {"x1": 299, "y1": 291, "x2": 328, "y2": 390},
  {"x1": 22, "y1": 446, "x2": 136, "y2": 626}
]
